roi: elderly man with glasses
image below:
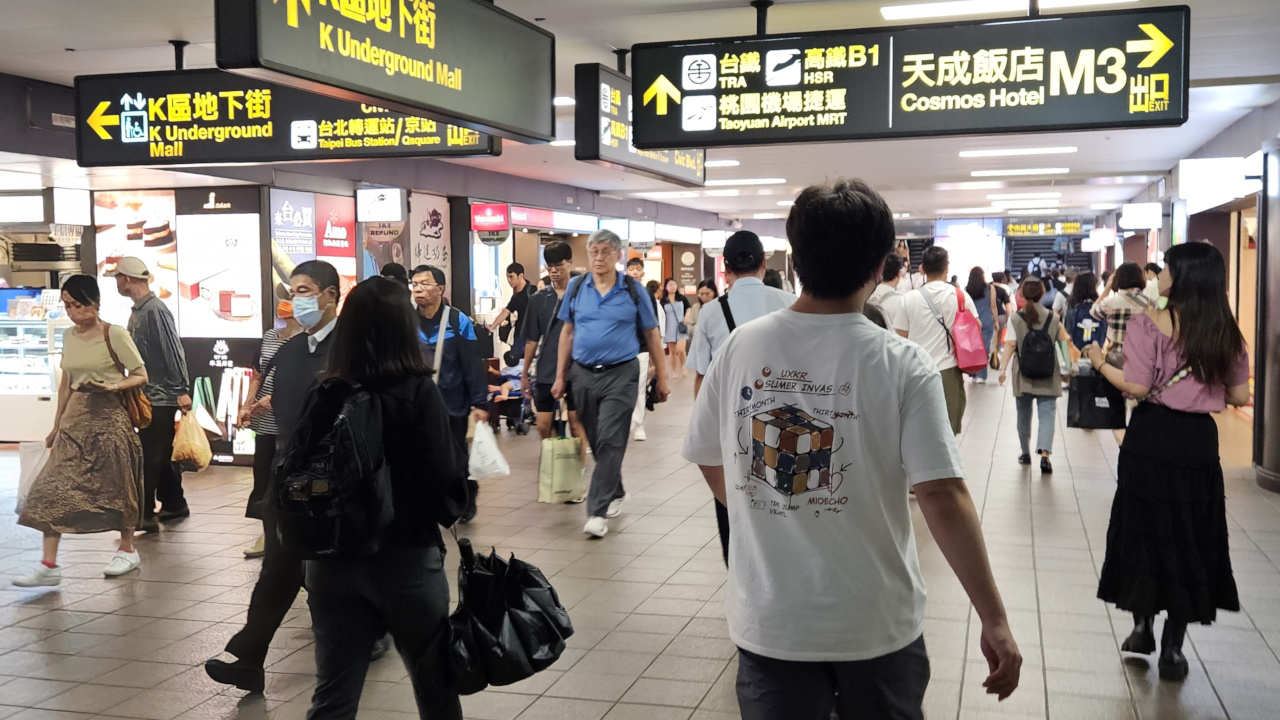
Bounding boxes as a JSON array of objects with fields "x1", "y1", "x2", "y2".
[{"x1": 553, "y1": 229, "x2": 669, "y2": 538}]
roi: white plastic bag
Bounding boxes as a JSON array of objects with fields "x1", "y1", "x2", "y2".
[
  {"x1": 468, "y1": 423, "x2": 510, "y2": 481},
  {"x1": 16, "y1": 441, "x2": 50, "y2": 515}
]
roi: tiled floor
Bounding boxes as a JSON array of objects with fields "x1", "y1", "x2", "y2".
[{"x1": 1, "y1": 374, "x2": 1278, "y2": 720}]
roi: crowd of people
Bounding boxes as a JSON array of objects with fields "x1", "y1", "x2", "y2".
[{"x1": 8, "y1": 177, "x2": 1253, "y2": 718}]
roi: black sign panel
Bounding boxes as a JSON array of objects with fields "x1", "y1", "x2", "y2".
[
  {"x1": 215, "y1": 0, "x2": 554, "y2": 143},
  {"x1": 574, "y1": 64, "x2": 705, "y2": 187},
  {"x1": 75, "y1": 69, "x2": 497, "y2": 167},
  {"x1": 632, "y1": 6, "x2": 1188, "y2": 149}
]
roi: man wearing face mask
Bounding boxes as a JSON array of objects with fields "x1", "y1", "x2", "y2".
[
  {"x1": 206, "y1": 261, "x2": 342, "y2": 694},
  {"x1": 411, "y1": 265, "x2": 489, "y2": 523}
]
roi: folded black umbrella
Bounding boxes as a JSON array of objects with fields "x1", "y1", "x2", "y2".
[{"x1": 449, "y1": 539, "x2": 574, "y2": 694}]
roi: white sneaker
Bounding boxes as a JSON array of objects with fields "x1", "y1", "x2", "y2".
[
  {"x1": 565, "y1": 493, "x2": 587, "y2": 505},
  {"x1": 103, "y1": 550, "x2": 141, "y2": 577},
  {"x1": 583, "y1": 516, "x2": 608, "y2": 538},
  {"x1": 606, "y1": 493, "x2": 629, "y2": 519},
  {"x1": 634, "y1": 427, "x2": 647, "y2": 442},
  {"x1": 12, "y1": 565, "x2": 61, "y2": 587}
]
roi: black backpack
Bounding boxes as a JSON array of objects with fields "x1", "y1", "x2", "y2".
[
  {"x1": 1017, "y1": 311, "x2": 1057, "y2": 380},
  {"x1": 275, "y1": 378, "x2": 394, "y2": 559}
]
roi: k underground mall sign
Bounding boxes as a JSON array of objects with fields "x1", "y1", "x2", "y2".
[
  {"x1": 215, "y1": 0, "x2": 555, "y2": 143},
  {"x1": 631, "y1": 5, "x2": 1189, "y2": 148},
  {"x1": 75, "y1": 69, "x2": 497, "y2": 167}
]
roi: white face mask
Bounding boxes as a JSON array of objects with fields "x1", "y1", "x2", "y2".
[{"x1": 292, "y1": 295, "x2": 325, "y2": 328}]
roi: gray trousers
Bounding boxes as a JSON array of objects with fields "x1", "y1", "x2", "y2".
[
  {"x1": 569, "y1": 359, "x2": 639, "y2": 519},
  {"x1": 736, "y1": 635, "x2": 929, "y2": 720}
]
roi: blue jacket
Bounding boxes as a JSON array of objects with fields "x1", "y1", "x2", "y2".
[{"x1": 417, "y1": 304, "x2": 488, "y2": 418}]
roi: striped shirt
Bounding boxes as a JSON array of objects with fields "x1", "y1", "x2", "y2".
[
  {"x1": 249, "y1": 328, "x2": 288, "y2": 436},
  {"x1": 1091, "y1": 290, "x2": 1151, "y2": 348},
  {"x1": 127, "y1": 293, "x2": 190, "y2": 406}
]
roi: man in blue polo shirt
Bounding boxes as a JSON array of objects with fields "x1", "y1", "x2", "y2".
[{"x1": 553, "y1": 229, "x2": 669, "y2": 538}]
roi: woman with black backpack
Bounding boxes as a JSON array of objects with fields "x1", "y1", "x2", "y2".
[
  {"x1": 300, "y1": 276, "x2": 469, "y2": 719},
  {"x1": 998, "y1": 278, "x2": 1072, "y2": 474}
]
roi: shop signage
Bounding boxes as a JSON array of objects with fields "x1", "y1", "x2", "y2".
[
  {"x1": 1119, "y1": 202, "x2": 1162, "y2": 230},
  {"x1": 215, "y1": 0, "x2": 555, "y2": 142},
  {"x1": 356, "y1": 187, "x2": 405, "y2": 222},
  {"x1": 510, "y1": 206, "x2": 554, "y2": 229},
  {"x1": 1083, "y1": 227, "x2": 1117, "y2": 252},
  {"x1": 1004, "y1": 220, "x2": 1089, "y2": 237},
  {"x1": 471, "y1": 203, "x2": 509, "y2": 232},
  {"x1": 629, "y1": 220, "x2": 656, "y2": 251},
  {"x1": 478, "y1": 230, "x2": 510, "y2": 246},
  {"x1": 702, "y1": 230, "x2": 726, "y2": 257},
  {"x1": 75, "y1": 69, "x2": 496, "y2": 167},
  {"x1": 574, "y1": 64, "x2": 705, "y2": 187},
  {"x1": 631, "y1": 6, "x2": 1188, "y2": 149}
]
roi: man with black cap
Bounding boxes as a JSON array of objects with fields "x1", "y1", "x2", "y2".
[{"x1": 688, "y1": 231, "x2": 796, "y2": 564}]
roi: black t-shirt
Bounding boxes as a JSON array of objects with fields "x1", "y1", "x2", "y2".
[
  {"x1": 505, "y1": 283, "x2": 537, "y2": 340},
  {"x1": 972, "y1": 284, "x2": 1011, "y2": 316},
  {"x1": 523, "y1": 286, "x2": 565, "y2": 385}
]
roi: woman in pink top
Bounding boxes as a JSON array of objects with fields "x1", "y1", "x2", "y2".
[{"x1": 1085, "y1": 243, "x2": 1250, "y2": 683}]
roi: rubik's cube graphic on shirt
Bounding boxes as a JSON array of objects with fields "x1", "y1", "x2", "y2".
[{"x1": 750, "y1": 405, "x2": 835, "y2": 496}]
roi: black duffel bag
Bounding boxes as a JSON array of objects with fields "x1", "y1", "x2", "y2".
[{"x1": 1067, "y1": 372, "x2": 1127, "y2": 430}]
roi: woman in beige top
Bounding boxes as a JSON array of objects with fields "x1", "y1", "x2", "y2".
[{"x1": 13, "y1": 275, "x2": 149, "y2": 587}]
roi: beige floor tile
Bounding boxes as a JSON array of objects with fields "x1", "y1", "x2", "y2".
[
  {"x1": 515, "y1": 696, "x2": 613, "y2": 720},
  {"x1": 460, "y1": 690, "x2": 536, "y2": 720},
  {"x1": 603, "y1": 703, "x2": 693, "y2": 720},
  {"x1": 544, "y1": 670, "x2": 636, "y2": 702},
  {"x1": 619, "y1": 678, "x2": 711, "y2": 707},
  {"x1": 34, "y1": 684, "x2": 138, "y2": 714}
]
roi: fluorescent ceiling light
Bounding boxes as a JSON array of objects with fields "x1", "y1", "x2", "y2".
[
  {"x1": 988, "y1": 192, "x2": 1062, "y2": 200},
  {"x1": 633, "y1": 191, "x2": 698, "y2": 199},
  {"x1": 1090, "y1": 203, "x2": 1122, "y2": 210},
  {"x1": 882, "y1": 0, "x2": 1133, "y2": 21},
  {"x1": 753, "y1": 213, "x2": 782, "y2": 219},
  {"x1": 704, "y1": 160, "x2": 740, "y2": 168},
  {"x1": 776, "y1": 200, "x2": 794, "y2": 207},
  {"x1": 702, "y1": 189, "x2": 740, "y2": 197},
  {"x1": 893, "y1": 212, "x2": 911, "y2": 219},
  {"x1": 552, "y1": 96, "x2": 576, "y2": 107},
  {"x1": 1007, "y1": 208, "x2": 1063, "y2": 215},
  {"x1": 549, "y1": 139, "x2": 575, "y2": 147},
  {"x1": 971, "y1": 168, "x2": 1070, "y2": 177},
  {"x1": 935, "y1": 206, "x2": 1000, "y2": 214},
  {"x1": 992, "y1": 199, "x2": 1060, "y2": 209},
  {"x1": 935, "y1": 181, "x2": 1005, "y2": 190},
  {"x1": 960, "y1": 146, "x2": 1077, "y2": 158},
  {"x1": 704, "y1": 178, "x2": 787, "y2": 186}
]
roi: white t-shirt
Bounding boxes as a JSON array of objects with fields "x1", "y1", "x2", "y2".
[
  {"x1": 895, "y1": 281, "x2": 980, "y2": 371},
  {"x1": 867, "y1": 282, "x2": 906, "y2": 330},
  {"x1": 682, "y1": 310, "x2": 965, "y2": 662},
  {"x1": 895, "y1": 271, "x2": 928, "y2": 294}
]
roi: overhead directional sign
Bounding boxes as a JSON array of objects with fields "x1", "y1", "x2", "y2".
[
  {"x1": 574, "y1": 64, "x2": 705, "y2": 187},
  {"x1": 631, "y1": 6, "x2": 1189, "y2": 149},
  {"x1": 215, "y1": 0, "x2": 555, "y2": 143},
  {"x1": 75, "y1": 69, "x2": 498, "y2": 167}
]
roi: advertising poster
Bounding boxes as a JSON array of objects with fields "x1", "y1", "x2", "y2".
[
  {"x1": 361, "y1": 221, "x2": 409, "y2": 279},
  {"x1": 675, "y1": 244, "x2": 700, "y2": 294},
  {"x1": 314, "y1": 193, "x2": 357, "y2": 301},
  {"x1": 182, "y1": 337, "x2": 260, "y2": 466},
  {"x1": 93, "y1": 190, "x2": 179, "y2": 326},
  {"x1": 175, "y1": 189, "x2": 263, "y2": 339},
  {"x1": 409, "y1": 192, "x2": 451, "y2": 285},
  {"x1": 270, "y1": 188, "x2": 317, "y2": 275}
]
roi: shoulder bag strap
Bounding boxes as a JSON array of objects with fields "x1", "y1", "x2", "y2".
[
  {"x1": 101, "y1": 323, "x2": 128, "y2": 377},
  {"x1": 718, "y1": 293, "x2": 736, "y2": 333},
  {"x1": 1141, "y1": 367, "x2": 1192, "y2": 404},
  {"x1": 989, "y1": 283, "x2": 998, "y2": 320},
  {"x1": 917, "y1": 287, "x2": 953, "y2": 353},
  {"x1": 433, "y1": 306, "x2": 449, "y2": 375},
  {"x1": 534, "y1": 291, "x2": 567, "y2": 362}
]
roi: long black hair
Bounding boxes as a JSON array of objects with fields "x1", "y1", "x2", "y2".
[
  {"x1": 660, "y1": 277, "x2": 687, "y2": 308},
  {"x1": 696, "y1": 279, "x2": 719, "y2": 301},
  {"x1": 1067, "y1": 272, "x2": 1099, "y2": 307},
  {"x1": 1020, "y1": 277, "x2": 1044, "y2": 326},
  {"x1": 326, "y1": 277, "x2": 432, "y2": 385},
  {"x1": 965, "y1": 267, "x2": 987, "y2": 300},
  {"x1": 1164, "y1": 242, "x2": 1246, "y2": 387}
]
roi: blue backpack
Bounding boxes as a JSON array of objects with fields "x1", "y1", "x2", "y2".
[{"x1": 1066, "y1": 302, "x2": 1106, "y2": 350}]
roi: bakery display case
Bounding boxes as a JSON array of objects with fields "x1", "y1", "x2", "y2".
[{"x1": 0, "y1": 318, "x2": 70, "y2": 442}]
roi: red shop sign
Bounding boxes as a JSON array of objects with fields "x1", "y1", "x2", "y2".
[
  {"x1": 510, "y1": 206, "x2": 555, "y2": 229},
  {"x1": 470, "y1": 203, "x2": 509, "y2": 232}
]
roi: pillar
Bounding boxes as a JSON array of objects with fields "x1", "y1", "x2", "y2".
[{"x1": 1256, "y1": 140, "x2": 1280, "y2": 492}]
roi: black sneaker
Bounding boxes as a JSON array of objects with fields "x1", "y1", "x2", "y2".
[
  {"x1": 1040, "y1": 456, "x2": 1053, "y2": 474},
  {"x1": 157, "y1": 505, "x2": 190, "y2": 523},
  {"x1": 1018, "y1": 454, "x2": 1032, "y2": 465},
  {"x1": 204, "y1": 657, "x2": 265, "y2": 694},
  {"x1": 136, "y1": 518, "x2": 161, "y2": 534}
]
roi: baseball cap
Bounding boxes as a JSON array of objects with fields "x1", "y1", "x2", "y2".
[
  {"x1": 724, "y1": 231, "x2": 764, "y2": 264},
  {"x1": 104, "y1": 256, "x2": 150, "y2": 280}
]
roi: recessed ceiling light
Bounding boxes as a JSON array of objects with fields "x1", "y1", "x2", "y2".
[
  {"x1": 971, "y1": 168, "x2": 1070, "y2": 177},
  {"x1": 753, "y1": 213, "x2": 782, "y2": 219},
  {"x1": 552, "y1": 96, "x2": 576, "y2": 107},
  {"x1": 881, "y1": 0, "x2": 1134, "y2": 21},
  {"x1": 988, "y1": 192, "x2": 1063, "y2": 200},
  {"x1": 776, "y1": 200, "x2": 794, "y2": 207},
  {"x1": 704, "y1": 178, "x2": 787, "y2": 186},
  {"x1": 1090, "y1": 203, "x2": 1122, "y2": 210},
  {"x1": 704, "y1": 160, "x2": 741, "y2": 168},
  {"x1": 935, "y1": 206, "x2": 1000, "y2": 214},
  {"x1": 549, "y1": 139, "x2": 575, "y2": 147},
  {"x1": 960, "y1": 146, "x2": 1077, "y2": 158},
  {"x1": 1006, "y1": 208, "x2": 1063, "y2": 215},
  {"x1": 992, "y1": 199, "x2": 1061, "y2": 209}
]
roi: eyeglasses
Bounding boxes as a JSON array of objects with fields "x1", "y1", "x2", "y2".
[
  {"x1": 587, "y1": 247, "x2": 619, "y2": 259},
  {"x1": 410, "y1": 282, "x2": 441, "y2": 290}
]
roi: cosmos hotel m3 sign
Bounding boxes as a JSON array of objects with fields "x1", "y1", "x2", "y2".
[
  {"x1": 630, "y1": 6, "x2": 1188, "y2": 149},
  {"x1": 215, "y1": 0, "x2": 555, "y2": 142}
]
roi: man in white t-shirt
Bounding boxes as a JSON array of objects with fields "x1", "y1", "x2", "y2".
[
  {"x1": 683, "y1": 180, "x2": 1021, "y2": 720},
  {"x1": 895, "y1": 246, "x2": 980, "y2": 434},
  {"x1": 867, "y1": 253, "x2": 906, "y2": 330},
  {"x1": 1143, "y1": 263, "x2": 1163, "y2": 303}
]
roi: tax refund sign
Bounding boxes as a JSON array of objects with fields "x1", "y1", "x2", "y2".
[
  {"x1": 215, "y1": 0, "x2": 554, "y2": 142},
  {"x1": 631, "y1": 6, "x2": 1188, "y2": 149},
  {"x1": 75, "y1": 70, "x2": 496, "y2": 166}
]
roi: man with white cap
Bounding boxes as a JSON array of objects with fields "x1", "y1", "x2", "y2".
[{"x1": 107, "y1": 257, "x2": 191, "y2": 532}]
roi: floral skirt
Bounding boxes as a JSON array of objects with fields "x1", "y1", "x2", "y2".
[{"x1": 18, "y1": 393, "x2": 143, "y2": 535}]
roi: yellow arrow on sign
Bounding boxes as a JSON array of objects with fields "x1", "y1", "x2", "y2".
[
  {"x1": 643, "y1": 75, "x2": 681, "y2": 116},
  {"x1": 1126, "y1": 23, "x2": 1174, "y2": 68},
  {"x1": 86, "y1": 101, "x2": 120, "y2": 140}
]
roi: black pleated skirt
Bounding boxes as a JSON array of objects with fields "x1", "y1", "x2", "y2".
[{"x1": 1096, "y1": 402, "x2": 1240, "y2": 624}]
